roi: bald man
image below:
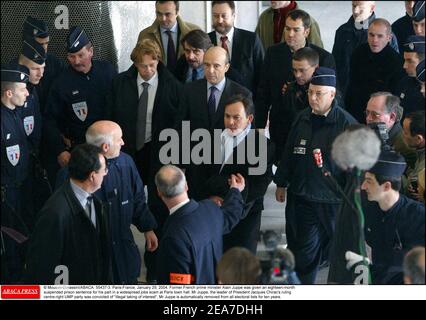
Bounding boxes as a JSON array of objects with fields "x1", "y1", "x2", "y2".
[
  {"x1": 176, "y1": 46, "x2": 251, "y2": 200},
  {"x1": 56, "y1": 121, "x2": 158, "y2": 284},
  {"x1": 155, "y1": 165, "x2": 245, "y2": 284}
]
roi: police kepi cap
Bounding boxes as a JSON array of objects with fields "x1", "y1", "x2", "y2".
[
  {"x1": 66, "y1": 26, "x2": 90, "y2": 53},
  {"x1": 417, "y1": 59, "x2": 425, "y2": 82},
  {"x1": 403, "y1": 35, "x2": 425, "y2": 53},
  {"x1": 22, "y1": 37, "x2": 46, "y2": 65},
  {"x1": 369, "y1": 150, "x2": 406, "y2": 178},
  {"x1": 310, "y1": 67, "x2": 336, "y2": 88},
  {"x1": 412, "y1": 1, "x2": 425, "y2": 22},
  {"x1": 1, "y1": 63, "x2": 30, "y2": 83},
  {"x1": 23, "y1": 16, "x2": 49, "y2": 39}
]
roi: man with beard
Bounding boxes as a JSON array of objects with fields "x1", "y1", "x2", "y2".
[
  {"x1": 208, "y1": 1, "x2": 264, "y2": 103},
  {"x1": 173, "y1": 29, "x2": 213, "y2": 83}
]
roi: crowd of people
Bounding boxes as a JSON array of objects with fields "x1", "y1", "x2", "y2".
[{"x1": 1, "y1": 1, "x2": 425, "y2": 286}]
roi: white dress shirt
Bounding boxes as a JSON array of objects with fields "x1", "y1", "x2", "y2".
[{"x1": 137, "y1": 71, "x2": 159, "y2": 143}]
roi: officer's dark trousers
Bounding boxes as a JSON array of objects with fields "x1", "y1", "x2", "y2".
[
  {"x1": 223, "y1": 209, "x2": 262, "y2": 255},
  {"x1": 135, "y1": 143, "x2": 169, "y2": 282},
  {"x1": 286, "y1": 194, "x2": 338, "y2": 284}
]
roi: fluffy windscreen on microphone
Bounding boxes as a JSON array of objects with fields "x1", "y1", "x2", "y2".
[{"x1": 332, "y1": 126, "x2": 381, "y2": 171}]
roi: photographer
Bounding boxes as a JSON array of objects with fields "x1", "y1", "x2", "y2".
[
  {"x1": 364, "y1": 92, "x2": 417, "y2": 169},
  {"x1": 402, "y1": 111, "x2": 425, "y2": 201}
]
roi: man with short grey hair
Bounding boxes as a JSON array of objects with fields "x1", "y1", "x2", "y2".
[
  {"x1": 155, "y1": 165, "x2": 246, "y2": 284},
  {"x1": 365, "y1": 92, "x2": 417, "y2": 169},
  {"x1": 346, "y1": 19, "x2": 406, "y2": 123},
  {"x1": 403, "y1": 246, "x2": 425, "y2": 284},
  {"x1": 56, "y1": 120, "x2": 158, "y2": 284}
]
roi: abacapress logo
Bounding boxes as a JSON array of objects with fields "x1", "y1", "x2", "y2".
[{"x1": 1, "y1": 285, "x2": 40, "y2": 299}]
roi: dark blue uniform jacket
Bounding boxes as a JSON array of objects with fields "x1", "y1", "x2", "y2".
[{"x1": 157, "y1": 188, "x2": 244, "y2": 285}]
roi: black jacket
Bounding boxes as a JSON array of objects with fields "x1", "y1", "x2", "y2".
[
  {"x1": 332, "y1": 13, "x2": 400, "y2": 97},
  {"x1": 392, "y1": 14, "x2": 415, "y2": 55},
  {"x1": 208, "y1": 28, "x2": 264, "y2": 99},
  {"x1": 257, "y1": 41, "x2": 335, "y2": 128},
  {"x1": 175, "y1": 78, "x2": 251, "y2": 199},
  {"x1": 25, "y1": 181, "x2": 111, "y2": 284},
  {"x1": 274, "y1": 99, "x2": 357, "y2": 204},
  {"x1": 345, "y1": 43, "x2": 405, "y2": 123},
  {"x1": 107, "y1": 62, "x2": 182, "y2": 176},
  {"x1": 204, "y1": 129, "x2": 274, "y2": 213}
]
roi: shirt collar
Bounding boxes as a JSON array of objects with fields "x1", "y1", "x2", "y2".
[
  {"x1": 70, "y1": 180, "x2": 91, "y2": 207},
  {"x1": 216, "y1": 26, "x2": 235, "y2": 43},
  {"x1": 137, "y1": 70, "x2": 158, "y2": 87},
  {"x1": 208, "y1": 77, "x2": 226, "y2": 92},
  {"x1": 221, "y1": 123, "x2": 252, "y2": 146},
  {"x1": 170, "y1": 199, "x2": 190, "y2": 215},
  {"x1": 160, "y1": 22, "x2": 178, "y2": 33}
]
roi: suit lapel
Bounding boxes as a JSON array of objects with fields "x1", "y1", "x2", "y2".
[
  {"x1": 231, "y1": 28, "x2": 241, "y2": 64},
  {"x1": 213, "y1": 78, "x2": 230, "y2": 129}
]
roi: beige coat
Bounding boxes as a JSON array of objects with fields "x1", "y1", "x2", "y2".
[
  {"x1": 137, "y1": 16, "x2": 200, "y2": 64},
  {"x1": 255, "y1": 5, "x2": 324, "y2": 51}
]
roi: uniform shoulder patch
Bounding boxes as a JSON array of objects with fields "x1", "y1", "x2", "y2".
[{"x1": 169, "y1": 273, "x2": 194, "y2": 285}]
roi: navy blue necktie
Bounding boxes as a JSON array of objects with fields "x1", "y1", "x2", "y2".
[
  {"x1": 191, "y1": 68, "x2": 198, "y2": 81},
  {"x1": 166, "y1": 30, "x2": 177, "y2": 71},
  {"x1": 208, "y1": 86, "x2": 217, "y2": 123}
]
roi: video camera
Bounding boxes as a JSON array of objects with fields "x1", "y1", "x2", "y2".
[
  {"x1": 367, "y1": 122, "x2": 392, "y2": 151},
  {"x1": 258, "y1": 230, "x2": 301, "y2": 285}
]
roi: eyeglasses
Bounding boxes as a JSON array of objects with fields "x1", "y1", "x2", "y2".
[
  {"x1": 364, "y1": 110, "x2": 384, "y2": 119},
  {"x1": 307, "y1": 90, "x2": 329, "y2": 98}
]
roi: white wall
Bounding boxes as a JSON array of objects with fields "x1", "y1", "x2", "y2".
[{"x1": 112, "y1": 1, "x2": 407, "y2": 71}]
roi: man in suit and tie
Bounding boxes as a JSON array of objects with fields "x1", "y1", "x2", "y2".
[
  {"x1": 156, "y1": 165, "x2": 245, "y2": 284},
  {"x1": 137, "y1": 1, "x2": 200, "y2": 73},
  {"x1": 25, "y1": 144, "x2": 111, "y2": 284},
  {"x1": 203, "y1": 94, "x2": 274, "y2": 254},
  {"x1": 176, "y1": 46, "x2": 251, "y2": 200},
  {"x1": 107, "y1": 39, "x2": 182, "y2": 282},
  {"x1": 208, "y1": 1, "x2": 264, "y2": 102}
]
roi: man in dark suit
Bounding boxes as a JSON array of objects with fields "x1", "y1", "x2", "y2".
[
  {"x1": 176, "y1": 46, "x2": 251, "y2": 200},
  {"x1": 173, "y1": 29, "x2": 213, "y2": 83},
  {"x1": 203, "y1": 94, "x2": 274, "y2": 254},
  {"x1": 25, "y1": 144, "x2": 111, "y2": 284},
  {"x1": 257, "y1": 9, "x2": 335, "y2": 128},
  {"x1": 106, "y1": 39, "x2": 182, "y2": 282},
  {"x1": 155, "y1": 165, "x2": 245, "y2": 285},
  {"x1": 208, "y1": 1, "x2": 264, "y2": 101}
]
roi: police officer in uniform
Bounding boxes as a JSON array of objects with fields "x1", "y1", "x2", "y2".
[
  {"x1": 274, "y1": 67, "x2": 357, "y2": 284},
  {"x1": 45, "y1": 26, "x2": 116, "y2": 176},
  {"x1": 15, "y1": 37, "x2": 51, "y2": 225},
  {"x1": 1, "y1": 64, "x2": 31, "y2": 283},
  {"x1": 412, "y1": 1, "x2": 425, "y2": 36},
  {"x1": 361, "y1": 150, "x2": 425, "y2": 284},
  {"x1": 396, "y1": 35, "x2": 425, "y2": 118},
  {"x1": 417, "y1": 59, "x2": 425, "y2": 97},
  {"x1": 22, "y1": 16, "x2": 65, "y2": 112}
]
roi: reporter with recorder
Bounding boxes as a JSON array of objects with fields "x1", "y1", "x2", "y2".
[{"x1": 274, "y1": 67, "x2": 357, "y2": 284}]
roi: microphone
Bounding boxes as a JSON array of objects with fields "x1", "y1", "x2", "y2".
[{"x1": 331, "y1": 126, "x2": 381, "y2": 171}]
